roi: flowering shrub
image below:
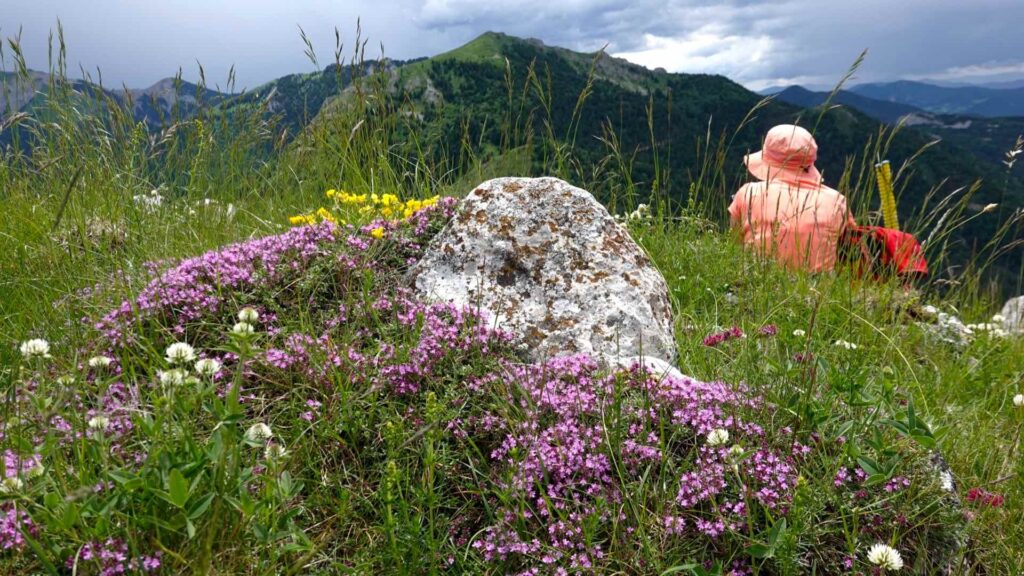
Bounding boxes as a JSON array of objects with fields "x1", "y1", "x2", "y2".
[{"x1": 1, "y1": 191, "x2": 976, "y2": 573}]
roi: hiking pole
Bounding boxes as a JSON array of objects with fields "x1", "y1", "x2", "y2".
[{"x1": 875, "y1": 160, "x2": 899, "y2": 231}]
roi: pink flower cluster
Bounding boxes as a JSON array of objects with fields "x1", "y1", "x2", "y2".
[
  {"x1": 0, "y1": 505, "x2": 37, "y2": 550},
  {"x1": 703, "y1": 326, "x2": 744, "y2": 347},
  {"x1": 67, "y1": 538, "x2": 161, "y2": 575},
  {"x1": 468, "y1": 355, "x2": 798, "y2": 572}
]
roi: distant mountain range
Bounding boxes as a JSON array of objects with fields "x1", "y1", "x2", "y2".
[
  {"x1": 3, "y1": 32, "x2": 1022, "y2": 286},
  {"x1": 765, "y1": 79, "x2": 1024, "y2": 118}
]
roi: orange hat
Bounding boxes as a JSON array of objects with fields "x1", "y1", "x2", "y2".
[{"x1": 745, "y1": 124, "x2": 822, "y2": 186}]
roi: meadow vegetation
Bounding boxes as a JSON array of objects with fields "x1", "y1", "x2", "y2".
[{"x1": 1, "y1": 28, "x2": 1023, "y2": 574}]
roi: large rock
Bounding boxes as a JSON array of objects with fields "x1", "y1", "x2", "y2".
[
  {"x1": 408, "y1": 177, "x2": 677, "y2": 363},
  {"x1": 1000, "y1": 295, "x2": 1024, "y2": 333}
]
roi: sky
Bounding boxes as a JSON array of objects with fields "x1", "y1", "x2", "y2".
[{"x1": 3, "y1": 0, "x2": 1024, "y2": 92}]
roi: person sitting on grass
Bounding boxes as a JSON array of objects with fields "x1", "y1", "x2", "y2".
[{"x1": 728, "y1": 124, "x2": 856, "y2": 272}]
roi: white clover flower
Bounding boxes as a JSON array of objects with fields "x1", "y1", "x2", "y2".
[
  {"x1": 728, "y1": 444, "x2": 744, "y2": 459},
  {"x1": 1014, "y1": 394, "x2": 1024, "y2": 407},
  {"x1": 19, "y1": 339, "x2": 51, "y2": 359},
  {"x1": 88, "y1": 355, "x2": 113, "y2": 369},
  {"x1": 867, "y1": 543, "x2": 904, "y2": 571},
  {"x1": 706, "y1": 428, "x2": 730, "y2": 447},
  {"x1": 237, "y1": 307, "x2": 259, "y2": 323},
  {"x1": 833, "y1": 339, "x2": 859, "y2": 350},
  {"x1": 56, "y1": 375, "x2": 76, "y2": 386},
  {"x1": 264, "y1": 443, "x2": 289, "y2": 460},
  {"x1": 158, "y1": 369, "x2": 186, "y2": 386},
  {"x1": 244, "y1": 423, "x2": 273, "y2": 443},
  {"x1": 194, "y1": 358, "x2": 222, "y2": 377},
  {"x1": 792, "y1": 329, "x2": 806, "y2": 337},
  {"x1": 231, "y1": 322, "x2": 255, "y2": 337},
  {"x1": 939, "y1": 470, "x2": 954, "y2": 492},
  {"x1": 0, "y1": 476, "x2": 24, "y2": 494},
  {"x1": 165, "y1": 342, "x2": 196, "y2": 364},
  {"x1": 88, "y1": 415, "x2": 110, "y2": 431}
]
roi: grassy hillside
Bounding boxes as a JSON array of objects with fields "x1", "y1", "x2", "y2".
[{"x1": 1, "y1": 28, "x2": 1024, "y2": 574}]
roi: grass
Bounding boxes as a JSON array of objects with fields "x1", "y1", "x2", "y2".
[{"x1": 1, "y1": 26, "x2": 1024, "y2": 574}]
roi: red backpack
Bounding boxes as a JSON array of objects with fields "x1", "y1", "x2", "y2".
[{"x1": 838, "y1": 225, "x2": 929, "y2": 281}]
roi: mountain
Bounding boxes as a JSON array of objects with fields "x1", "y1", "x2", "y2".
[
  {"x1": 3, "y1": 32, "x2": 1021, "y2": 288},
  {"x1": 849, "y1": 80, "x2": 1024, "y2": 117},
  {"x1": 772, "y1": 84, "x2": 1024, "y2": 169},
  {"x1": 773, "y1": 85, "x2": 924, "y2": 124}
]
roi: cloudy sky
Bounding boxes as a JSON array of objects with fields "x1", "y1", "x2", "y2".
[{"x1": 3, "y1": 0, "x2": 1023, "y2": 92}]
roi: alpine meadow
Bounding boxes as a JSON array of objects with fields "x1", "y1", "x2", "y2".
[{"x1": 2, "y1": 23, "x2": 1024, "y2": 575}]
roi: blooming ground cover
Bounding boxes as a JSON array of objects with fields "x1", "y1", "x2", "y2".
[{"x1": 5, "y1": 186, "x2": 1018, "y2": 574}]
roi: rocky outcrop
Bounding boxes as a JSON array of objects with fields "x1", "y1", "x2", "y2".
[
  {"x1": 407, "y1": 177, "x2": 676, "y2": 364},
  {"x1": 999, "y1": 295, "x2": 1024, "y2": 333}
]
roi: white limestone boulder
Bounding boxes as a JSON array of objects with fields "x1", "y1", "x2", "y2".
[
  {"x1": 408, "y1": 177, "x2": 677, "y2": 363},
  {"x1": 999, "y1": 296, "x2": 1024, "y2": 333}
]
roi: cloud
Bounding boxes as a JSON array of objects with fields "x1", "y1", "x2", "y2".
[
  {"x1": 909, "y1": 60, "x2": 1024, "y2": 83},
  {"x1": 612, "y1": 28, "x2": 776, "y2": 81}
]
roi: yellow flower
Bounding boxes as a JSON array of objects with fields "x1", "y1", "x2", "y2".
[
  {"x1": 325, "y1": 189, "x2": 337, "y2": 199},
  {"x1": 289, "y1": 214, "x2": 316, "y2": 226},
  {"x1": 316, "y1": 207, "x2": 337, "y2": 223},
  {"x1": 370, "y1": 227, "x2": 385, "y2": 239}
]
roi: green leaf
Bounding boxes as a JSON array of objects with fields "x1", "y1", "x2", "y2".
[
  {"x1": 856, "y1": 457, "x2": 879, "y2": 476},
  {"x1": 746, "y1": 543, "x2": 773, "y2": 558},
  {"x1": 188, "y1": 493, "x2": 216, "y2": 520},
  {"x1": 768, "y1": 518, "x2": 787, "y2": 546},
  {"x1": 911, "y1": 434, "x2": 937, "y2": 449},
  {"x1": 168, "y1": 469, "x2": 189, "y2": 509}
]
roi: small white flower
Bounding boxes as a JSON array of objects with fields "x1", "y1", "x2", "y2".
[
  {"x1": 792, "y1": 329, "x2": 806, "y2": 337},
  {"x1": 706, "y1": 428, "x2": 730, "y2": 447},
  {"x1": 237, "y1": 307, "x2": 259, "y2": 323},
  {"x1": 867, "y1": 543, "x2": 904, "y2": 571},
  {"x1": 88, "y1": 415, "x2": 110, "y2": 432},
  {"x1": 165, "y1": 342, "x2": 196, "y2": 364},
  {"x1": 231, "y1": 322, "x2": 255, "y2": 337},
  {"x1": 264, "y1": 442, "x2": 289, "y2": 460},
  {"x1": 0, "y1": 476, "x2": 24, "y2": 494},
  {"x1": 728, "y1": 444, "x2": 744, "y2": 459},
  {"x1": 833, "y1": 339, "x2": 859, "y2": 350},
  {"x1": 194, "y1": 358, "x2": 222, "y2": 377},
  {"x1": 992, "y1": 314, "x2": 1006, "y2": 324},
  {"x1": 244, "y1": 422, "x2": 273, "y2": 443},
  {"x1": 939, "y1": 470, "x2": 954, "y2": 492},
  {"x1": 921, "y1": 304, "x2": 939, "y2": 318},
  {"x1": 19, "y1": 339, "x2": 51, "y2": 359},
  {"x1": 88, "y1": 355, "x2": 113, "y2": 369},
  {"x1": 56, "y1": 375, "x2": 76, "y2": 386},
  {"x1": 158, "y1": 369, "x2": 186, "y2": 386},
  {"x1": 1014, "y1": 394, "x2": 1024, "y2": 407}
]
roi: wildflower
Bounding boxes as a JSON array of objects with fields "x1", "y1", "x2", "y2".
[
  {"x1": 867, "y1": 543, "x2": 903, "y2": 571},
  {"x1": 237, "y1": 307, "x2": 259, "y2": 323},
  {"x1": 27, "y1": 461, "x2": 45, "y2": 479},
  {"x1": 966, "y1": 487, "x2": 1004, "y2": 507},
  {"x1": 1015, "y1": 394, "x2": 1024, "y2": 407},
  {"x1": 792, "y1": 328, "x2": 806, "y2": 337},
  {"x1": 231, "y1": 322, "x2": 255, "y2": 337},
  {"x1": 244, "y1": 423, "x2": 273, "y2": 443},
  {"x1": 758, "y1": 324, "x2": 778, "y2": 337},
  {"x1": 0, "y1": 477, "x2": 24, "y2": 494},
  {"x1": 56, "y1": 375, "x2": 76, "y2": 386},
  {"x1": 833, "y1": 339, "x2": 858, "y2": 350},
  {"x1": 158, "y1": 369, "x2": 186, "y2": 386},
  {"x1": 264, "y1": 443, "x2": 288, "y2": 460},
  {"x1": 370, "y1": 227, "x2": 385, "y2": 239},
  {"x1": 88, "y1": 415, "x2": 110, "y2": 432},
  {"x1": 165, "y1": 342, "x2": 196, "y2": 364},
  {"x1": 706, "y1": 428, "x2": 730, "y2": 446},
  {"x1": 88, "y1": 355, "x2": 113, "y2": 368},
  {"x1": 194, "y1": 358, "x2": 222, "y2": 377},
  {"x1": 19, "y1": 338, "x2": 51, "y2": 359},
  {"x1": 992, "y1": 314, "x2": 1006, "y2": 324},
  {"x1": 728, "y1": 444, "x2": 745, "y2": 459}
]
